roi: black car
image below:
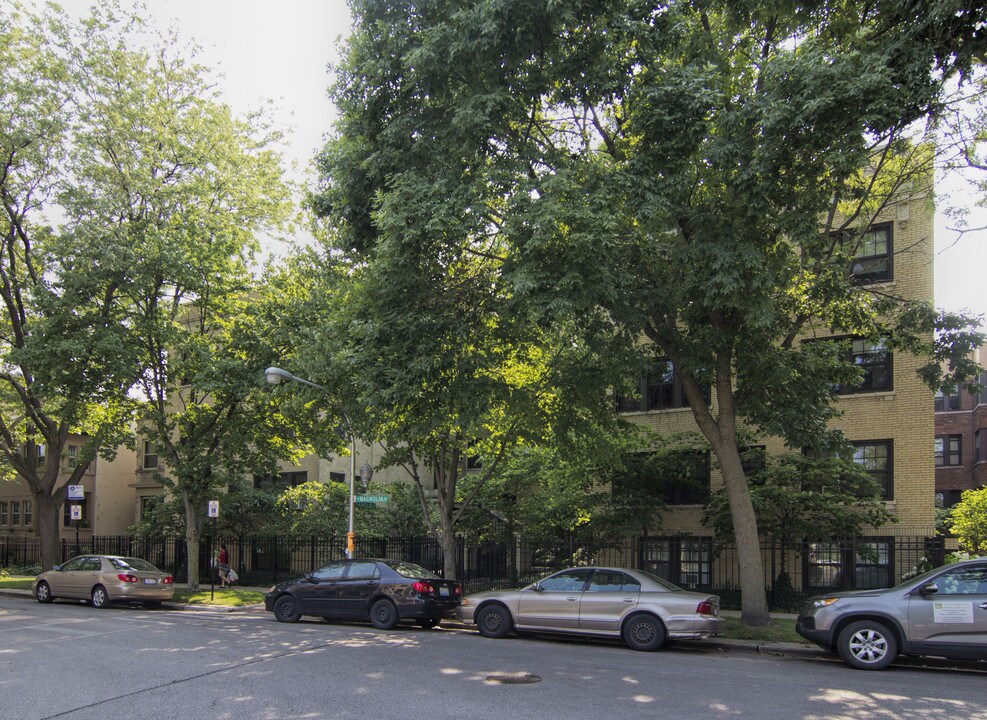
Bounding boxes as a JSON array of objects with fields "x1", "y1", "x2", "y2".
[{"x1": 264, "y1": 558, "x2": 461, "y2": 629}]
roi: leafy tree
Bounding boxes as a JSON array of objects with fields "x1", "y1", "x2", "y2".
[
  {"x1": 50, "y1": 5, "x2": 304, "y2": 590},
  {"x1": 947, "y1": 487, "x2": 987, "y2": 556},
  {"x1": 0, "y1": 1, "x2": 147, "y2": 569},
  {"x1": 318, "y1": 0, "x2": 985, "y2": 624}
]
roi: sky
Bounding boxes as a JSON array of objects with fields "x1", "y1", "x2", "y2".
[{"x1": 53, "y1": 1, "x2": 987, "y2": 329}]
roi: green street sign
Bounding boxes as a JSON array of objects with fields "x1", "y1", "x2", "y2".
[{"x1": 355, "y1": 494, "x2": 389, "y2": 505}]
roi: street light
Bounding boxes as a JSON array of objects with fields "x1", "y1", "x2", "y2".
[{"x1": 265, "y1": 366, "x2": 362, "y2": 559}]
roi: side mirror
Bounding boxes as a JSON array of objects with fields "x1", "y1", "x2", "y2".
[
  {"x1": 52, "y1": 564, "x2": 61, "y2": 572},
  {"x1": 532, "y1": 582, "x2": 543, "y2": 592},
  {"x1": 918, "y1": 582, "x2": 938, "y2": 595}
]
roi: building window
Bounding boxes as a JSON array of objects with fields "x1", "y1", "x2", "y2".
[
  {"x1": 329, "y1": 471, "x2": 346, "y2": 484},
  {"x1": 847, "y1": 223, "x2": 892, "y2": 283},
  {"x1": 66, "y1": 444, "x2": 79, "y2": 468},
  {"x1": 22, "y1": 500, "x2": 32, "y2": 527},
  {"x1": 832, "y1": 338, "x2": 891, "y2": 394},
  {"x1": 661, "y1": 451, "x2": 711, "y2": 505},
  {"x1": 640, "y1": 537, "x2": 712, "y2": 588},
  {"x1": 976, "y1": 430, "x2": 984, "y2": 463},
  {"x1": 935, "y1": 435, "x2": 962, "y2": 467},
  {"x1": 142, "y1": 441, "x2": 159, "y2": 470},
  {"x1": 11, "y1": 501, "x2": 20, "y2": 526},
  {"x1": 0, "y1": 501, "x2": 7, "y2": 525},
  {"x1": 140, "y1": 496, "x2": 160, "y2": 520},
  {"x1": 934, "y1": 389, "x2": 961, "y2": 412},
  {"x1": 617, "y1": 359, "x2": 709, "y2": 412},
  {"x1": 253, "y1": 470, "x2": 308, "y2": 490},
  {"x1": 852, "y1": 441, "x2": 893, "y2": 500}
]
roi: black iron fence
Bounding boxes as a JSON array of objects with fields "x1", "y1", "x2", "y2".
[{"x1": 0, "y1": 533, "x2": 944, "y2": 610}]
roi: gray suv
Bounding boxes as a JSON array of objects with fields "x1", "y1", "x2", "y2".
[{"x1": 796, "y1": 558, "x2": 987, "y2": 670}]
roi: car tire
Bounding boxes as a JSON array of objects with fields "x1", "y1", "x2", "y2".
[
  {"x1": 370, "y1": 599, "x2": 399, "y2": 630},
  {"x1": 622, "y1": 613, "x2": 666, "y2": 651},
  {"x1": 476, "y1": 604, "x2": 512, "y2": 638},
  {"x1": 35, "y1": 581, "x2": 54, "y2": 604},
  {"x1": 837, "y1": 620, "x2": 898, "y2": 670},
  {"x1": 416, "y1": 618, "x2": 440, "y2": 629},
  {"x1": 91, "y1": 585, "x2": 110, "y2": 609},
  {"x1": 273, "y1": 595, "x2": 301, "y2": 623}
]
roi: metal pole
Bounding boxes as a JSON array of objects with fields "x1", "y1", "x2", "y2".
[{"x1": 347, "y1": 434, "x2": 356, "y2": 559}]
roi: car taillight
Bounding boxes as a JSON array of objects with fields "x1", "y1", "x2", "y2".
[
  {"x1": 117, "y1": 574, "x2": 139, "y2": 583},
  {"x1": 454, "y1": 585, "x2": 461, "y2": 596},
  {"x1": 696, "y1": 601, "x2": 716, "y2": 616},
  {"x1": 412, "y1": 581, "x2": 435, "y2": 594},
  {"x1": 162, "y1": 576, "x2": 173, "y2": 584}
]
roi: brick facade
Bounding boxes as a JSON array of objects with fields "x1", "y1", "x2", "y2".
[{"x1": 935, "y1": 345, "x2": 987, "y2": 507}]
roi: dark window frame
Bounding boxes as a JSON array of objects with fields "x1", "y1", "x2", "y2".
[
  {"x1": 844, "y1": 222, "x2": 893, "y2": 284},
  {"x1": 662, "y1": 450, "x2": 711, "y2": 506},
  {"x1": 617, "y1": 359, "x2": 710, "y2": 412},
  {"x1": 852, "y1": 440, "x2": 893, "y2": 500},
  {"x1": 934, "y1": 389, "x2": 961, "y2": 412},
  {"x1": 935, "y1": 435, "x2": 962, "y2": 467}
]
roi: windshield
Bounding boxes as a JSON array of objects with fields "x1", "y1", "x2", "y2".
[
  {"x1": 110, "y1": 558, "x2": 159, "y2": 572},
  {"x1": 637, "y1": 570, "x2": 683, "y2": 592},
  {"x1": 388, "y1": 561, "x2": 440, "y2": 579}
]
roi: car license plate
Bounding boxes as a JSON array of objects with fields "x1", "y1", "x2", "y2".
[
  {"x1": 143, "y1": 579, "x2": 157, "y2": 585},
  {"x1": 439, "y1": 587, "x2": 449, "y2": 596}
]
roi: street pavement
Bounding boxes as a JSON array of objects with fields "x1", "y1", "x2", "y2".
[
  {"x1": 1, "y1": 590, "x2": 985, "y2": 720},
  {"x1": 0, "y1": 583, "x2": 813, "y2": 657}
]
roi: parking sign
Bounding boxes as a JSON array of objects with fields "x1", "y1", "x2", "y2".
[{"x1": 207, "y1": 500, "x2": 220, "y2": 517}]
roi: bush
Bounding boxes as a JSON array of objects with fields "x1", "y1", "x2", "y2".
[{"x1": 3, "y1": 563, "x2": 41, "y2": 576}]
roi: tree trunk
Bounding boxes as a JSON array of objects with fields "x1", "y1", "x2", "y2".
[
  {"x1": 183, "y1": 491, "x2": 202, "y2": 591},
  {"x1": 36, "y1": 490, "x2": 61, "y2": 571},
  {"x1": 439, "y1": 517, "x2": 458, "y2": 581},
  {"x1": 716, "y1": 444, "x2": 771, "y2": 626}
]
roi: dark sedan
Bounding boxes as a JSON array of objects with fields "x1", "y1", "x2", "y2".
[{"x1": 265, "y1": 558, "x2": 461, "y2": 629}]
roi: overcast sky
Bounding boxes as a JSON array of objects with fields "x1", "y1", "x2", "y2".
[{"x1": 52, "y1": 1, "x2": 987, "y2": 328}]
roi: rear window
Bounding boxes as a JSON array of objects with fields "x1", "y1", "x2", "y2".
[
  {"x1": 387, "y1": 561, "x2": 440, "y2": 579},
  {"x1": 110, "y1": 558, "x2": 159, "y2": 572}
]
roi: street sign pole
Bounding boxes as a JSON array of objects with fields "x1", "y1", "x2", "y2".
[{"x1": 207, "y1": 500, "x2": 220, "y2": 601}]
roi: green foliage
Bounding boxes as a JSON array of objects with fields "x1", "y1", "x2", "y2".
[
  {"x1": 703, "y1": 451, "x2": 898, "y2": 544},
  {"x1": 947, "y1": 487, "x2": 987, "y2": 555}
]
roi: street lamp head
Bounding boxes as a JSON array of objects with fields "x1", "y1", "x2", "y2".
[{"x1": 265, "y1": 366, "x2": 292, "y2": 385}]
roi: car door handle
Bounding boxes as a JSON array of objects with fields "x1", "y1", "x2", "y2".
[
  {"x1": 979, "y1": 603, "x2": 987, "y2": 610},
  {"x1": 567, "y1": 597, "x2": 578, "y2": 602}
]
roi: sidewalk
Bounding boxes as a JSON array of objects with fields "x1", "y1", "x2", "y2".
[{"x1": 0, "y1": 584, "x2": 817, "y2": 658}]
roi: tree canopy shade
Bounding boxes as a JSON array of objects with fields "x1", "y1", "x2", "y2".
[
  {"x1": 948, "y1": 487, "x2": 987, "y2": 556},
  {"x1": 0, "y1": 0, "x2": 300, "y2": 579},
  {"x1": 317, "y1": 0, "x2": 986, "y2": 623}
]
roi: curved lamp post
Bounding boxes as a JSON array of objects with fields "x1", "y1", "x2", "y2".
[{"x1": 265, "y1": 366, "x2": 369, "y2": 559}]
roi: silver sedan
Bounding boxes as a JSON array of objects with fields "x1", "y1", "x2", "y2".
[{"x1": 457, "y1": 566, "x2": 724, "y2": 651}]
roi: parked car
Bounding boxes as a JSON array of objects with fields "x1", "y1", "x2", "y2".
[
  {"x1": 456, "y1": 566, "x2": 724, "y2": 651},
  {"x1": 33, "y1": 555, "x2": 174, "y2": 609},
  {"x1": 265, "y1": 558, "x2": 461, "y2": 629},
  {"x1": 797, "y1": 557, "x2": 987, "y2": 670}
]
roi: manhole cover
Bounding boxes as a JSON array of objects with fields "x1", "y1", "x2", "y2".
[{"x1": 485, "y1": 672, "x2": 542, "y2": 685}]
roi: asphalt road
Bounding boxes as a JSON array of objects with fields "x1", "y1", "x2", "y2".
[{"x1": 1, "y1": 594, "x2": 985, "y2": 720}]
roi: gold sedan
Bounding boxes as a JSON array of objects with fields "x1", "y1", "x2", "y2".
[{"x1": 33, "y1": 555, "x2": 174, "y2": 609}]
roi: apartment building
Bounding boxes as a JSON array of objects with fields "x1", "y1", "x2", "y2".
[
  {"x1": 935, "y1": 344, "x2": 987, "y2": 508},
  {"x1": 0, "y1": 437, "x2": 137, "y2": 541},
  {"x1": 616, "y1": 191, "x2": 938, "y2": 591}
]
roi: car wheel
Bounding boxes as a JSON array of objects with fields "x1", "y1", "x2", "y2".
[
  {"x1": 837, "y1": 620, "x2": 898, "y2": 670},
  {"x1": 416, "y1": 618, "x2": 441, "y2": 629},
  {"x1": 622, "y1": 613, "x2": 666, "y2": 651},
  {"x1": 91, "y1": 585, "x2": 110, "y2": 609},
  {"x1": 35, "y1": 581, "x2": 54, "y2": 603},
  {"x1": 476, "y1": 604, "x2": 512, "y2": 638},
  {"x1": 273, "y1": 595, "x2": 301, "y2": 623},
  {"x1": 370, "y1": 599, "x2": 399, "y2": 630}
]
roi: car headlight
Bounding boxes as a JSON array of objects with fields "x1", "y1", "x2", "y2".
[{"x1": 811, "y1": 597, "x2": 840, "y2": 609}]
